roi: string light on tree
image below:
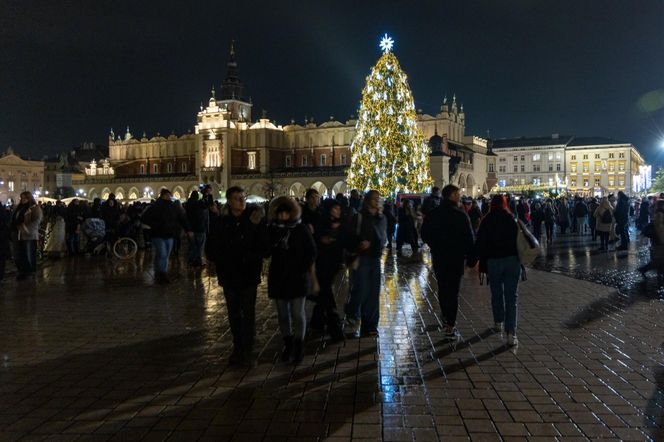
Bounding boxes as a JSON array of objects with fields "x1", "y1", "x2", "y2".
[{"x1": 347, "y1": 34, "x2": 432, "y2": 196}]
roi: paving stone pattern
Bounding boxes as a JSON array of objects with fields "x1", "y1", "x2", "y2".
[{"x1": 0, "y1": 248, "x2": 662, "y2": 441}]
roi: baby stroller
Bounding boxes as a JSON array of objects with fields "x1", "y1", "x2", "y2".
[{"x1": 81, "y1": 217, "x2": 107, "y2": 255}]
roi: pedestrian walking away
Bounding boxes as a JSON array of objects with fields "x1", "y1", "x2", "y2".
[{"x1": 421, "y1": 184, "x2": 476, "y2": 340}]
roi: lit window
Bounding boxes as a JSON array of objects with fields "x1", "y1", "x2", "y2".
[
  {"x1": 594, "y1": 178, "x2": 600, "y2": 187},
  {"x1": 556, "y1": 152, "x2": 562, "y2": 160},
  {"x1": 571, "y1": 180, "x2": 577, "y2": 187},
  {"x1": 533, "y1": 153, "x2": 541, "y2": 161},
  {"x1": 8, "y1": 181, "x2": 14, "y2": 191},
  {"x1": 609, "y1": 178, "x2": 615, "y2": 187},
  {"x1": 583, "y1": 164, "x2": 589, "y2": 173},
  {"x1": 320, "y1": 154, "x2": 326, "y2": 166},
  {"x1": 594, "y1": 163, "x2": 601, "y2": 172},
  {"x1": 609, "y1": 163, "x2": 615, "y2": 172},
  {"x1": 619, "y1": 179, "x2": 625, "y2": 186},
  {"x1": 583, "y1": 179, "x2": 589, "y2": 187},
  {"x1": 571, "y1": 165, "x2": 577, "y2": 173},
  {"x1": 248, "y1": 152, "x2": 256, "y2": 170},
  {"x1": 618, "y1": 163, "x2": 625, "y2": 171},
  {"x1": 548, "y1": 153, "x2": 554, "y2": 161}
]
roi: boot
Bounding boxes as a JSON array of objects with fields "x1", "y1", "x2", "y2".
[
  {"x1": 281, "y1": 336, "x2": 293, "y2": 362},
  {"x1": 292, "y1": 338, "x2": 305, "y2": 364}
]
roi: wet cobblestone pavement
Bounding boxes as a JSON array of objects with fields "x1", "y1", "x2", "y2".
[{"x1": 0, "y1": 239, "x2": 663, "y2": 441}]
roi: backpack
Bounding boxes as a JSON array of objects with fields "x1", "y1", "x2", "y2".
[{"x1": 601, "y1": 209, "x2": 612, "y2": 224}]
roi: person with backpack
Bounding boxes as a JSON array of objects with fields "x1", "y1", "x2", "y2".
[{"x1": 593, "y1": 197, "x2": 614, "y2": 251}]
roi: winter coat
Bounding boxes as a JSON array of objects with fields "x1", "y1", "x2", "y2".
[
  {"x1": 185, "y1": 199, "x2": 209, "y2": 233},
  {"x1": 345, "y1": 209, "x2": 387, "y2": 259},
  {"x1": 557, "y1": 203, "x2": 570, "y2": 226},
  {"x1": 267, "y1": 196, "x2": 317, "y2": 300},
  {"x1": 650, "y1": 211, "x2": 664, "y2": 267},
  {"x1": 11, "y1": 203, "x2": 43, "y2": 241},
  {"x1": 142, "y1": 198, "x2": 190, "y2": 238},
  {"x1": 213, "y1": 205, "x2": 269, "y2": 289},
  {"x1": 574, "y1": 201, "x2": 589, "y2": 218},
  {"x1": 421, "y1": 199, "x2": 475, "y2": 274},
  {"x1": 468, "y1": 206, "x2": 482, "y2": 231},
  {"x1": 100, "y1": 201, "x2": 121, "y2": 229},
  {"x1": 396, "y1": 206, "x2": 418, "y2": 244},
  {"x1": 314, "y1": 215, "x2": 346, "y2": 277},
  {"x1": 593, "y1": 205, "x2": 615, "y2": 233},
  {"x1": 614, "y1": 195, "x2": 630, "y2": 225},
  {"x1": 476, "y1": 208, "x2": 519, "y2": 260},
  {"x1": 530, "y1": 207, "x2": 544, "y2": 225},
  {"x1": 544, "y1": 205, "x2": 556, "y2": 224},
  {"x1": 421, "y1": 195, "x2": 441, "y2": 216}
]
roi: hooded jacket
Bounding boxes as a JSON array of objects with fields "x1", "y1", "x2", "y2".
[{"x1": 267, "y1": 196, "x2": 317, "y2": 299}]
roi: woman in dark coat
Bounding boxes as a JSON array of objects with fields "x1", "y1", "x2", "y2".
[
  {"x1": 476, "y1": 194, "x2": 521, "y2": 347},
  {"x1": 268, "y1": 196, "x2": 317, "y2": 363},
  {"x1": 530, "y1": 201, "x2": 544, "y2": 242},
  {"x1": 0, "y1": 204, "x2": 10, "y2": 282}
]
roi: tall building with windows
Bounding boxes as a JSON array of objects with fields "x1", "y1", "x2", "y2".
[{"x1": 491, "y1": 135, "x2": 647, "y2": 195}]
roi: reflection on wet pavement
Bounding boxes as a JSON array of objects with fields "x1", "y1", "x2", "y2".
[{"x1": 0, "y1": 241, "x2": 662, "y2": 440}]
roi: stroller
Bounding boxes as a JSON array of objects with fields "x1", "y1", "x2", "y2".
[{"x1": 81, "y1": 218, "x2": 107, "y2": 255}]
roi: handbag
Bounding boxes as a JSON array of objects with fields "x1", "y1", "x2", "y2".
[{"x1": 516, "y1": 219, "x2": 540, "y2": 265}]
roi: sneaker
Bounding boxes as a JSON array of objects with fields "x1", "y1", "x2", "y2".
[
  {"x1": 506, "y1": 333, "x2": 518, "y2": 347},
  {"x1": 493, "y1": 322, "x2": 503, "y2": 333},
  {"x1": 444, "y1": 326, "x2": 459, "y2": 340}
]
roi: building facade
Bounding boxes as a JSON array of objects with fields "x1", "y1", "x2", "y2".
[
  {"x1": 491, "y1": 135, "x2": 647, "y2": 195},
  {"x1": 75, "y1": 43, "x2": 493, "y2": 201},
  {"x1": 0, "y1": 148, "x2": 45, "y2": 203}
]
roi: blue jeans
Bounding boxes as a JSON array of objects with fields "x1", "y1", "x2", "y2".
[
  {"x1": 487, "y1": 256, "x2": 521, "y2": 334},
  {"x1": 67, "y1": 232, "x2": 80, "y2": 255},
  {"x1": 152, "y1": 237, "x2": 174, "y2": 273},
  {"x1": 275, "y1": 297, "x2": 307, "y2": 341},
  {"x1": 345, "y1": 255, "x2": 381, "y2": 333},
  {"x1": 187, "y1": 232, "x2": 206, "y2": 262},
  {"x1": 14, "y1": 240, "x2": 37, "y2": 275}
]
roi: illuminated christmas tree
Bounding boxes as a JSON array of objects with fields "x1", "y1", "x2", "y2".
[{"x1": 347, "y1": 34, "x2": 433, "y2": 196}]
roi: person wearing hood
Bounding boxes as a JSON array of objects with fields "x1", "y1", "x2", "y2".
[
  {"x1": 142, "y1": 188, "x2": 192, "y2": 284},
  {"x1": 267, "y1": 196, "x2": 317, "y2": 364},
  {"x1": 212, "y1": 186, "x2": 268, "y2": 367}
]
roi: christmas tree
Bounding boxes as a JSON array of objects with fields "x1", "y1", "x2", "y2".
[{"x1": 347, "y1": 34, "x2": 433, "y2": 196}]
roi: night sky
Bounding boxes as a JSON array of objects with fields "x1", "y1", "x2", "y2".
[{"x1": 2, "y1": 0, "x2": 664, "y2": 164}]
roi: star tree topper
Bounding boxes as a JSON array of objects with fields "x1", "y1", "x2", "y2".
[{"x1": 379, "y1": 33, "x2": 394, "y2": 53}]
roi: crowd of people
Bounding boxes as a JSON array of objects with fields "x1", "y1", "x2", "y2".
[{"x1": 1, "y1": 184, "x2": 662, "y2": 367}]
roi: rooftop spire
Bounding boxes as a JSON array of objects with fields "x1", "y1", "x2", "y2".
[{"x1": 220, "y1": 39, "x2": 244, "y2": 100}]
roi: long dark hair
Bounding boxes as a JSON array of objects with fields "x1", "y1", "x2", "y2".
[{"x1": 490, "y1": 194, "x2": 508, "y2": 213}]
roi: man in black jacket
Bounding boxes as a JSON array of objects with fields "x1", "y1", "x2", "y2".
[
  {"x1": 212, "y1": 186, "x2": 268, "y2": 366},
  {"x1": 421, "y1": 184, "x2": 476, "y2": 339},
  {"x1": 142, "y1": 189, "x2": 191, "y2": 284},
  {"x1": 615, "y1": 191, "x2": 630, "y2": 250}
]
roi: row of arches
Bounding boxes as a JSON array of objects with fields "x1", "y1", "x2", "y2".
[
  {"x1": 454, "y1": 173, "x2": 488, "y2": 195},
  {"x1": 88, "y1": 185, "x2": 200, "y2": 201}
]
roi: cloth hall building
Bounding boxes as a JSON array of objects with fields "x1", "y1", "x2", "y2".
[{"x1": 75, "y1": 43, "x2": 494, "y2": 201}]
